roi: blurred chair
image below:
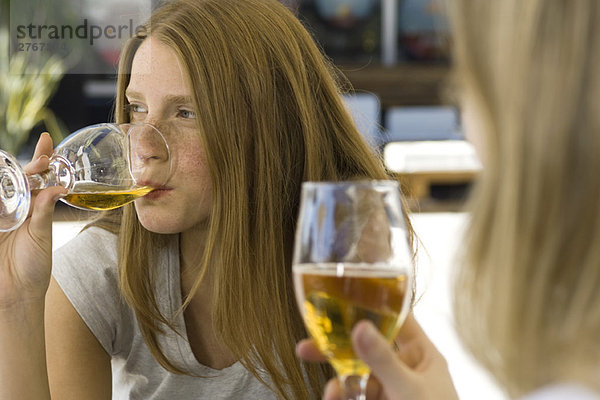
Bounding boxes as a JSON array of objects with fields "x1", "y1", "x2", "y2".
[
  {"x1": 343, "y1": 92, "x2": 383, "y2": 149},
  {"x1": 384, "y1": 106, "x2": 462, "y2": 142}
]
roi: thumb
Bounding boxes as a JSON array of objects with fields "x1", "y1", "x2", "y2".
[{"x1": 352, "y1": 321, "x2": 414, "y2": 395}]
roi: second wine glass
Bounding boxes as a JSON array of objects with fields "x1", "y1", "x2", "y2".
[{"x1": 293, "y1": 180, "x2": 413, "y2": 400}]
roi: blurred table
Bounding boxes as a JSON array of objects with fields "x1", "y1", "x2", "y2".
[
  {"x1": 384, "y1": 140, "x2": 481, "y2": 209},
  {"x1": 394, "y1": 170, "x2": 478, "y2": 199}
]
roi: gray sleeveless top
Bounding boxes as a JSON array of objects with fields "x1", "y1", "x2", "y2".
[{"x1": 53, "y1": 226, "x2": 280, "y2": 399}]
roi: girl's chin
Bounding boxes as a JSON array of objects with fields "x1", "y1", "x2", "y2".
[
  {"x1": 134, "y1": 208, "x2": 179, "y2": 234},
  {"x1": 134, "y1": 203, "x2": 210, "y2": 235},
  {"x1": 138, "y1": 220, "x2": 182, "y2": 234},
  {"x1": 135, "y1": 214, "x2": 202, "y2": 235}
]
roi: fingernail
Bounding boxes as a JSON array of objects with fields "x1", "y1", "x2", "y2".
[{"x1": 37, "y1": 154, "x2": 49, "y2": 162}]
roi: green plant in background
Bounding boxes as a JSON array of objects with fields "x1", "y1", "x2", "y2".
[{"x1": 0, "y1": 22, "x2": 66, "y2": 156}]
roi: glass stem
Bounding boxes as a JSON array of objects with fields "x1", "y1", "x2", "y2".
[
  {"x1": 340, "y1": 373, "x2": 369, "y2": 400},
  {"x1": 27, "y1": 169, "x2": 58, "y2": 191}
]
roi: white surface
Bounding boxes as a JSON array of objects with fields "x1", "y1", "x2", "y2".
[
  {"x1": 384, "y1": 140, "x2": 482, "y2": 173},
  {"x1": 53, "y1": 220, "x2": 88, "y2": 251},
  {"x1": 410, "y1": 213, "x2": 506, "y2": 400},
  {"x1": 521, "y1": 384, "x2": 600, "y2": 400},
  {"x1": 51, "y1": 212, "x2": 507, "y2": 399}
]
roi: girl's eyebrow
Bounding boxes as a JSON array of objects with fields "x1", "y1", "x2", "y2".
[
  {"x1": 124, "y1": 90, "x2": 193, "y2": 106},
  {"x1": 164, "y1": 94, "x2": 193, "y2": 105}
]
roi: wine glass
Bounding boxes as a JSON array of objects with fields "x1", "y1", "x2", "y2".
[
  {"x1": 293, "y1": 180, "x2": 413, "y2": 400},
  {"x1": 0, "y1": 122, "x2": 171, "y2": 232}
]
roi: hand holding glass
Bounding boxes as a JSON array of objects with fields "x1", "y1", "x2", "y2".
[
  {"x1": 293, "y1": 181, "x2": 413, "y2": 400},
  {"x1": 0, "y1": 123, "x2": 171, "y2": 231}
]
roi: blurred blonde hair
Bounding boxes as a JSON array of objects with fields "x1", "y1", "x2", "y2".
[
  {"x1": 95, "y1": 0, "x2": 413, "y2": 399},
  {"x1": 451, "y1": 0, "x2": 600, "y2": 396}
]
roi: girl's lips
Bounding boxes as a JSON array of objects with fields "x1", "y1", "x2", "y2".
[{"x1": 144, "y1": 188, "x2": 172, "y2": 200}]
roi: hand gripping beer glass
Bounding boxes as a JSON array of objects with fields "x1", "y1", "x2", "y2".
[
  {"x1": 0, "y1": 123, "x2": 171, "y2": 231},
  {"x1": 293, "y1": 181, "x2": 413, "y2": 400}
]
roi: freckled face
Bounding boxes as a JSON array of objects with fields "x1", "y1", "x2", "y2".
[{"x1": 126, "y1": 37, "x2": 212, "y2": 234}]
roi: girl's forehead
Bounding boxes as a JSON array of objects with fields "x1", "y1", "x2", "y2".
[{"x1": 128, "y1": 37, "x2": 190, "y2": 97}]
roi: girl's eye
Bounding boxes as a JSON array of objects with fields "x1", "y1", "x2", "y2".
[
  {"x1": 128, "y1": 103, "x2": 147, "y2": 114},
  {"x1": 126, "y1": 103, "x2": 147, "y2": 122},
  {"x1": 178, "y1": 109, "x2": 196, "y2": 119}
]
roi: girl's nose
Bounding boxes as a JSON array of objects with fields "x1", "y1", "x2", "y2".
[{"x1": 126, "y1": 123, "x2": 171, "y2": 186}]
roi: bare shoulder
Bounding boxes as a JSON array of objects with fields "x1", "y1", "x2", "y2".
[{"x1": 45, "y1": 277, "x2": 112, "y2": 399}]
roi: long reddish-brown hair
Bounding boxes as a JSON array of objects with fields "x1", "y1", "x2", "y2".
[{"x1": 96, "y1": 1, "x2": 413, "y2": 399}]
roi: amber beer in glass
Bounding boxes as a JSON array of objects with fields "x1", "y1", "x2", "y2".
[{"x1": 293, "y1": 181, "x2": 413, "y2": 400}]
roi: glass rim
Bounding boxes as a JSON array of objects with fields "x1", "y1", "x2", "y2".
[
  {"x1": 118, "y1": 121, "x2": 163, "y2": 132},
  {"x1": 73, "y1": 122, "x2": 173, "y2": 187},
  {"x1": 71, "y1": 122, "x2": 165, "y2": 135}
]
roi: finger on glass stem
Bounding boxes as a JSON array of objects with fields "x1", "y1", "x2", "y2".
[
  {"x1": 32, "y1": 132, "x2": 54, "y2": 160},
  {"x1": 23, "y1": 155, "x2": 50, "y2": 175},
  {"x1": 296, "y1": 338, "x2": 328, "y2": 362},
  {"x1": 352, "y1": 320, "x2": 411, "y2": 395},
  {"x1": 323, "y1": 379, "x2": 342, "y2": 400}
]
